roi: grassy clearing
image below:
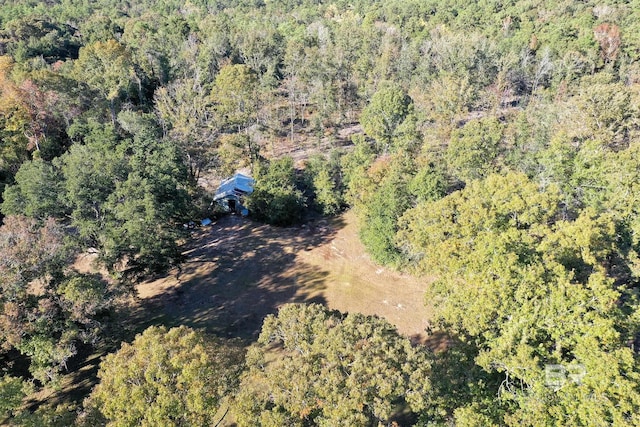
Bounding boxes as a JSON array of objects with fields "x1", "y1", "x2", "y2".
[
  {"x1": 138, "y1": 210, "x2": 434, "y2": 342},
  {"x1": 294, "y1": 211, "x2": 434, "y2": 341}
]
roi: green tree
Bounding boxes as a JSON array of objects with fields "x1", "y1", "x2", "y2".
[
  {"x1": 304, "y1": 153, "x2": 344, "y2": 216},
  {"x1": 14, "y1": 402, "x2": 78, "y2": 427},
  {"x1": 216, "y1": 133, "x2": 256, "y2": 177},
  {"x1": 0, "y1": 18, "x2": 80, "y2": 63},
  {"x1": 57, "y1": 124, "x2": 127, "y2": 247},
  {"x1": 358, "y1": 155, "x2": 414, "y2": 266},
  {"x1": 414, "y1": 73, "x2": 475, "y2": 133},
  {"x1": 398, "y1": 173, "x2": 640, "y2": 425},
  {"x1": 445, "y1": 116, "x2": 503, "y2": 182},
  {"x1": 155, "y1": 78, "x2": 217, "y2": 182},
  {"x1": 576, "y1": 140, "x2": 640, "y2": 269},
  {"x1": 1, "y1": 158, "x2": 64, "y2": 219},
  {"x1": 74, "y1": 40, "x2": 137, "y2": 122},
  {"x1": 4, "y1": 116, "x2": 191, "y2": 277},
  {"x1": 576, "y1": 74, "x2": 633, "y2": 147},
  {"x1": 0, "y1": 375, "x2": 32, "y2": 420},
  {"x1": 62, "y1": 115, "x2": 190, "y2": 276},
  {"x1": 86, "y1": 325, "x2": 244, "y2": 427},
  {"x1": 340, "y1": 134, "x2": 376, "y2": 207},
  {"x1": 0, "y1": 56, "x2": 30, "y2": 183},
  {"x1": 420, "y1": 28, "x2": 498, "y2": 91},
  {"x1": 212, "y1": 63, "x2": 259, "y2": 132},
  {"x1": 360, "y1": 82, "x2": 413, "y2": 151},
  {"x1": 232, "y1": 15, "x2": 282, "y2": 86},
  {"x1": 120, "y1": 14, "x2": 187, "y2": 86},
  {"x1": 104, "y1": 113, "x2": 190, "y2": 276},
  {"x1": 408, "y1": 159, "x2": 447, "y2": 204},
  {"x1": 311, "y1": 168, "x2": 341, "y2": 215},
  {"x1": 248, "y1": 157, "x2": 305, "y2": 226},
  {"x1": 101, "y1": 172, "x2": 184, "y2": 276},
  {"x1": 234, "y1": 304, "x2": 432, "y2": 426}
]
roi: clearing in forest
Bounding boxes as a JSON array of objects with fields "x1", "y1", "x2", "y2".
[
  {"x1": 137, "y1": 210, "x2": 434, "y2": 342},
  {"x1": 26, "y1": 211, "x2": 434, "y2": 410}
]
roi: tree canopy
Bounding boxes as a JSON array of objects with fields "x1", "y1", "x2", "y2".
[
  {"x1": 399, "y1": 173, "x2": 640, "y2": 425},
  {"x1": 86, "y1": 325, "x2": 245, "y2": 427},
  {"x1": 234, "y1": 303, "x2": 432, "y2": 426}
]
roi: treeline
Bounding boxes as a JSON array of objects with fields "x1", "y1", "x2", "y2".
[{"x1": 2, "y1": 0, "x2": 640, "y2": 425}]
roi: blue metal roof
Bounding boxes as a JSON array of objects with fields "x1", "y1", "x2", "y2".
[{"x1": 213, "y1": 173, "x2": 255, "y2": 201}]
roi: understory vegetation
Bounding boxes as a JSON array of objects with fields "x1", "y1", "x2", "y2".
[{"x1": 2, "y1": 0, "x2": 640, "y2": 425}]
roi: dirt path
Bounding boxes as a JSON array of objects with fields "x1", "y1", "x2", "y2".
[{"x1": 136, "y1": 211, "x2": 433, "y2": 342}]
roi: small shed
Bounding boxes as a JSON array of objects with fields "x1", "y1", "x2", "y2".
[{"x1": 213, "y1": 173, "x2": 255, "y2": 213}]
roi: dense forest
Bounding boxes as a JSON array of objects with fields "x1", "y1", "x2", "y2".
[{"x1": 2, "y1": 0, "x2": 640, "y2": 425}]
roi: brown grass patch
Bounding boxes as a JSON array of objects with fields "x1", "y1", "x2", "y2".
[
  {"x1": 296, "y1": 211, "x2": 434, "y2": 340},
  {"x1": 136, "y1": 210, "x2": 434, "y2": 342}
]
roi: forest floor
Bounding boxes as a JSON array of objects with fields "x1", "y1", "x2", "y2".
[{"x1": 136, "y1": 210, "x2": 434, "y2": 343}]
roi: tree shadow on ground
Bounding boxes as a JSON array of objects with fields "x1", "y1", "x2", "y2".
[{"x1": 134, "y1": 215, "x2": 344, "y2": 341}]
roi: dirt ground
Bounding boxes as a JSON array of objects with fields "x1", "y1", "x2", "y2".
[{"x1": 137, "y1": 210, "x2": 434, "y2": 343}]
